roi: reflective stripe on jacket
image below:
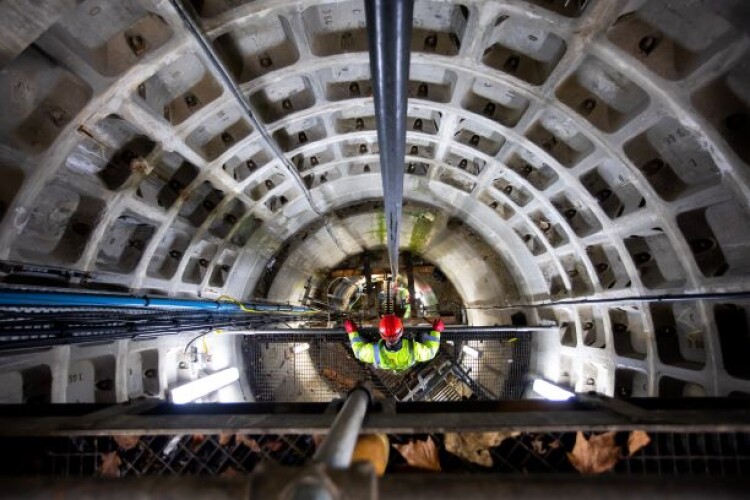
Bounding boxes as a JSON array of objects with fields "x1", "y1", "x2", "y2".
[{"x1": 348, "y1": 330, "x2": 440, "y2": 371}]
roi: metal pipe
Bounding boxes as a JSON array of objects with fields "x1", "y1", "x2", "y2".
[
  {"x1": 0, "y1": 290, "x2": 314, "y2": 313},
  {"x1": 365, "y1": 0, "x2": 414, "y2": 278},
  {"x1": 471, "y1": 289, "x2": 750, "y2": 310},
  {"x1": 312, "y1": 388, "x2": 370, "y2": 468},
  {"x1": 234, "y1": 325, "x2": 560, "y2": 335}
]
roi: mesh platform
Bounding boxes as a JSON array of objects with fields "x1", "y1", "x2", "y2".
[
  {"x1": 242, "y1": 331, "x2": 530, "y2": 402},
  {"x1": 3, "y1": 432, "x2": 749, "y2": 478}
]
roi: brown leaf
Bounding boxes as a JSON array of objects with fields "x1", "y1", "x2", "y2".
[
  {"x1": 218, "y1": 433, "x2": 234, "y2": 447},
  {"x1": 220, "y1": 466, "x2": 243, "y2": 478},
  {"x1": 444, "y1": 432, "x2": 519, "y2": 467},
  {"x1": 566, "y1": 431, "x2": 621, "y2": 474},
  {"x1": 190, "y1": 434, "x2": 206, "y2": 451},
  {"x1": 627, "y1": 431, "x2": 651, "y2": 456},
  {"x1": 97, "y1": 452, "x2": 121, "y2": 477},
  {"x1": 236, "y1": 435, "x2": 261, "y2": 452},
  {"x1": 312, "y1": 434, "x2": 326, "y2": 450},
  {"x1": 530, "y1": 436, "x2": 545, "y2": 455},
  {"x1": 549, "y1": 439, "x2": 562, "y2": 450},
  {"x1": 263, "y1": 440, "x2": 284, "y2": 452},
  {"x1": 394, "y1": 436, "x2": 441, "y2": 471},
  {"x1": 113, "y1": 435, "x2": 140, "y2": 451}
]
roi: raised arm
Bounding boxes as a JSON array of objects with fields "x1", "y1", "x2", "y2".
[
  {"x1": 345, "y1": 319, "x2": 378, "y2": 365},
  {"x1": 413, "y1": 318, "x2": 444, "y2": 362}
]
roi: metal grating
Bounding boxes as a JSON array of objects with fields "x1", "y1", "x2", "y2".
[
  {"x1": 2, "y1": 432, "x2": 749, "y2": 477},
  {"x1": 242, "y1": 331, "x2": 530, "y2": 402}
]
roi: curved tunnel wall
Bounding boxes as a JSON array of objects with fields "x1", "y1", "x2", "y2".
[{"x1": 0, "y1": 0, "x2": 749, "y2": 401}]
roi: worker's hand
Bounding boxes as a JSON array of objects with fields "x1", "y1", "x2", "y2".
[
  {"x1": 432, "y1": 318, "x2": 445, "y2": 332},
  {"x1": 344, "y1": 319, "x2": 358, "y2": 334}
]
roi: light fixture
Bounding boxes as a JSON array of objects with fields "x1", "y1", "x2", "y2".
[
  {"x1": 170, "y1": 367, "x2": 240, "y2": 404},
  {"x1": 532, "y1": 379, "x2": 575, "y2": 401},
  {"x1": 292, "y1": 343, "x2": 310, "y2": 354},
  {"x1": 462, "y1": 345, "x2": 480, "y2": 358}
]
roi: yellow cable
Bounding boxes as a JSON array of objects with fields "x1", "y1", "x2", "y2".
[{"x1": 216, "y1": 294, "x2": 320, "y2": 315}]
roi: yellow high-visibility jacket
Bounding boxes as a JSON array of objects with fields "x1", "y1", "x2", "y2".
[{"x1": 347, "y1": 330, "x2": 440, "y2": 371}]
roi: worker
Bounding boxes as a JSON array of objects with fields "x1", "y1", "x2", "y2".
[
  {"x1": 344, "y1": 315, "x2": 444, "y2": 371},
  {"x1": 396, "y1": 283, "x2": 411, "y2": 319}
]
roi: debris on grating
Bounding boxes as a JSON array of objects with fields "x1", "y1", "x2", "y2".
[
  {"x1": 566, "y1": 431, "x2": 621, "y2": 474},
  {"x1": 627, "y1": 430, "x2": 651, "y2": 456},
  {"x1": 394, "y1": 436, "x2": 441, "y2": 471},
  {"x1": 444, "y1": 432, "x2": 519, "y2": 467},
  {"x1": 236, "y1": 435, "x2": 261, "y2": 452},
  {"x1": 113, "y1": 435, "x2": 140, "y2": 451},
  {"x1": 97, "y1": 451, "x2": 121, "y2": 478}
]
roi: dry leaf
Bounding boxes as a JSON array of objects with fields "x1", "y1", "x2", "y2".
[
  {"x1": 549, "y1": 439, "x2": 561, "y2": 450},
  {"x1": 530, "y1": 436, "x2": 545, "y2": 455},
  {"x1": 220, "y1": 467, "x2": 242, "y2": 477},
  {"x1": 190, "y1": 434, "x2": 206, "y2": 450},
  {"x1": 218, "y1": 433, "x2": 234, "y2": 447},
  {"x1": 98, "y1": 452, "x2": 121, "y2": 477},
  {"x1": 444, "y1": 432, "x2": 519, "y2": 467},
  {"x1": 566, "y1": 431, "x2": 621, "y2": 474},
  {"x1": 312, "y1": 434, "x2": 326, "y2": 450},
  {"x1": 236, "y1": 435, "x2": 261, "y2": 452},
  {"x1": 263, "y1": 440, "x2": 284, "y2": 452},
  {"x1": 394, "y1": 436, "x2": 441, "y2": 471},
  {"x1": 113, "y1": 435, "x2": 140, "y2": 451},
  {"x1": 627, "y1": 431, "x2": 651, "y2": 456}
]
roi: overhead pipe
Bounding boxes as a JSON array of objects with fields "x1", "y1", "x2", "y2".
[
  {"x1": 0, "y1": 289, "x2": 314, "y2": 313},
  {"x1": 469, "y1": 290, "x2": 750, "y2": 310},
  {"x1": 365, "y1": 0, "x2": 414, "y2": 278}
]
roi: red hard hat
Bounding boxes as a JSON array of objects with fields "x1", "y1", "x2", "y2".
[{"x1": 379, "y1": 314, "x2": 403, "y2": 343}]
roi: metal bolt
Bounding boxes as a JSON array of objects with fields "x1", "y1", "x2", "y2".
[
  {"x1": 127, "y1": 34, "x2": 147, "y2": 56},
  {"x1": 199, "y1": 258, "x2": 209, "y2": 267},
  {"x1": 349, "y1": 81, "x2": 360, "y2": 96},
  {"x1": 504, "y1": 54, "x2": 520, "y2": 71},
  {"x1": 185, "y1": 93, "x2": 199, "y2": 108},
  {"x1": 359, "y1": 144, "x2": 368, "y2": 154},
  {"x1": 483, "y1": 102, "x2": 496, "y2": 117},
  {"x1": 282, "y1": 98, "x2": 293, "y2": 110},
  {"x1": 355, "y1": 118, "x2": 365, "y2": 130},
  {"x1": 417, "y1": 83, "x2": 428, "y2": 98},
  {"x1": 298, "y1": 131, "x2": 308, "y2": 143},
  {"x1": 413, "y1": 118, "x2": 423, "y2": 131},
  {"x1": 259, "y1": 54, "x2": 273, "y2": 67},
  {"x1": 221, "y1": 132, "x2": 234, "y2": 145},
  {"x1": 424, "y1": 33, "x2": 438, "y2": 50},
  {"x1": 641, "y1": 158, "x2": 664, "y2": 176},
  {"x1": 638, "y1": 35, "x2": 660, "y2": 56}
]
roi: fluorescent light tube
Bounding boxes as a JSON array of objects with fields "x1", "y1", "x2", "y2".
[
  {"x1": 170, "y1": 367, "x2": 240, "y2": 404},
  {"x1": 462, "y1": 345, "x2": 480, "y2": 358},
  {"x1": 532, "y1": 379, "x2": 574, "y2": 401},
  {"x1": 292, "y1": 343, "x2": 310, "y2": 353}
]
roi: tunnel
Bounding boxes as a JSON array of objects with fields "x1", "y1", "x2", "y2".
[{"x1": 0, "y1": 0, "x2": 749, "y2": 493}]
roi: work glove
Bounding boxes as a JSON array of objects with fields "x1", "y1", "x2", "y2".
[
  {"x1": 432, "y1": 318, "x2": 445, "y2": 333},
  {"x1": 344, "y1": 319, "x2": 358, "y2": 334}
]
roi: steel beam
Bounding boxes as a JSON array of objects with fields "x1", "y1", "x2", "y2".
[
  {"x1": 1, "y1": 399, "x2": 749, "y2": 436},
  {"x1": 365, "y1": 0, "x2": 414, "y2": 278}
]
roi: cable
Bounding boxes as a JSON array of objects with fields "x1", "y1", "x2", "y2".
[{"x1": 168, "y1": 0, "x2": 350, "y2": 257}]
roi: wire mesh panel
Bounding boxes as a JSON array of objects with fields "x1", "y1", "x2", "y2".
[
  {"x1": 2, "y1": 432, "x2": 749, "y2": 478},
  {"x1": 242, "y1": 331, "x2": 531, "y2": 402}
]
